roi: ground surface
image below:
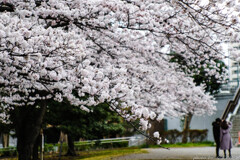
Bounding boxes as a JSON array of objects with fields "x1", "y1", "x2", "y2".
[{"x1": 113, "y1": 147, "x2": 240, "y2": 160}]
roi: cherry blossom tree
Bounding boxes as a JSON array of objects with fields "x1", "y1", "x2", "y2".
[
  {"x1": 0, "y1": 0, "x2": 239, "y2": 159},
  {"x1": 169, "y1": 52, "x2": 227, "y2": 143}
]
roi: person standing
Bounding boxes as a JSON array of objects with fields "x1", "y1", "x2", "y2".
[
  {"x1": 220, "y1": 120, "x2": 232, "y2": 158},
  {"x1": 212, "y1": 118, "x2": 222, "y2": 158}
]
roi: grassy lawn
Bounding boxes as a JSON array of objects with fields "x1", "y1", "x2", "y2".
[
  {"x1": 77, "y1": 148, "x2": 148, "y2": 160},
  {"x1": 42, "y1": 147, "x2": 148, "y2": 160},
  {"x1": 0, "y1": 142, "x2": 215, "y2": 160}
]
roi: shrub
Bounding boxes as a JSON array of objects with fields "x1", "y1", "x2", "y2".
[
  {"x1": 189, "y1": 129, "x2": 208, "y2": 142},
  {"x1": 43, "y1": 139, "x2": 131, "y2": 153},
  {"x1": 163, "y1": 129, "x2": 208, "y2": 143},
  {"x1": 0, "y1": 147, "x2": 17, "y2": 157},
  {"x1": 163, "y1": 129, "x2": 182, "y2": 143},
  {"x1": 74, "y1": 142, "x2": 93, "y2": 151},
  {"x1": 44, "y1": 143, "x2": 56, "y2": 153}
]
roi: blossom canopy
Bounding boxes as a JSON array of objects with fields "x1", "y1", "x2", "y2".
[{"x1": 0, "y1": 0, "x2": 239, "y2": 127}]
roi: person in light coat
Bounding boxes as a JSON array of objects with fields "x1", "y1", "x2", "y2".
[{"x1": 220, "y1": 120, "x2": 232, "y2": 158}]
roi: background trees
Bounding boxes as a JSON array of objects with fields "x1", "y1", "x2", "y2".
[{"x1": 0, "y1": 1, "x2": 239, "y2": 159}]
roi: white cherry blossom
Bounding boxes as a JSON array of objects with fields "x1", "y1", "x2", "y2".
[{"x1": 0, "y1": 0, "x2": 239, "y2": 130}]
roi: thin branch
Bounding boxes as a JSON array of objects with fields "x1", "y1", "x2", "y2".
[{"x1": 105, "y1": 101, "x2": 170, "y2": 150}]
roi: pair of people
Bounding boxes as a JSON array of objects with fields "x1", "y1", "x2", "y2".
[{"x1": 212, "y1": 118, "x2": 232, "y2": 158}]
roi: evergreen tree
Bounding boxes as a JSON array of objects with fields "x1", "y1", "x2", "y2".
[{"x1": 44, "y1": 102, "x2": 126, "y2": 155}]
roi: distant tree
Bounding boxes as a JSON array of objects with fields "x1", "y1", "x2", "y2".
[{"x1": 170, "y1": 52, "x2": 227, "y2": 143}]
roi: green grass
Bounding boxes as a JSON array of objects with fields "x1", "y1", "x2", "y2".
[
  {"x1": 0, "y1": 142, "x2": 215, "y2": 160},
  {"x1": 77, "y1": 148, "x2": 148, "y2": 160},
  {"x1": 42, "y1": 147, "x2": 147, "y2": 160}
]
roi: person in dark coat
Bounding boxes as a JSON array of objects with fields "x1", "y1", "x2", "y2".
[
  {"x1": 212, "y1": 118, "x2": 222, "y2": 158},
  {"x1": 220, "y1": 120, "x2": 232, "y2": 158}
]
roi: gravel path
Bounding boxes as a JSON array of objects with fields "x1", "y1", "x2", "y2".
[{"x1": 113, "y1": 147, "x2": 240, "y2": 160}]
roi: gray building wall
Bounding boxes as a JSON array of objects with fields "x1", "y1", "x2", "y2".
[{"x1": 166, "y1": 93, "x2": 234, "y2": 142}]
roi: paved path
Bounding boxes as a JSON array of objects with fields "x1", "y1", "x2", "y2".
[{"x1": 113, "y1": 147, "x2": 240, "y2": 160}]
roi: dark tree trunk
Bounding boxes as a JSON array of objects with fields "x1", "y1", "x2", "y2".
[
  {"x1": 66, "y1": 134, "x2": 76, "y2": 156},
  {"x1": 182, "y1": 113, "x2": 193, "y2": 143},
  {"x1": 12, "y1": 101, "x2": 47, "y2": 160},
  {"x1": 33, "y1": 134, "x2": 41, "y2": 160}
]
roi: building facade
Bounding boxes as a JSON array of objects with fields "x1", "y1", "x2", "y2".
[{"x1": 226, "y1": 41, "x2": 240, "y2": 87}]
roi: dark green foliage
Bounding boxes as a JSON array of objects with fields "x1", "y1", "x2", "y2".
[
  {"x1": 44, "y1": 143, "x2": 55, "y2": 153},
  {"x1": 44, "y1": 101, "x2": 126, "y2": 141},
  {"x1": 85, "y1": 103, "x2": 125, "y2": 139},
  {"x1": 169, "y1": 52, "x2": 227, "y2": 94},
  {"x1": 42, "y1": 100, "x2": 137, "y2": 157}
]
